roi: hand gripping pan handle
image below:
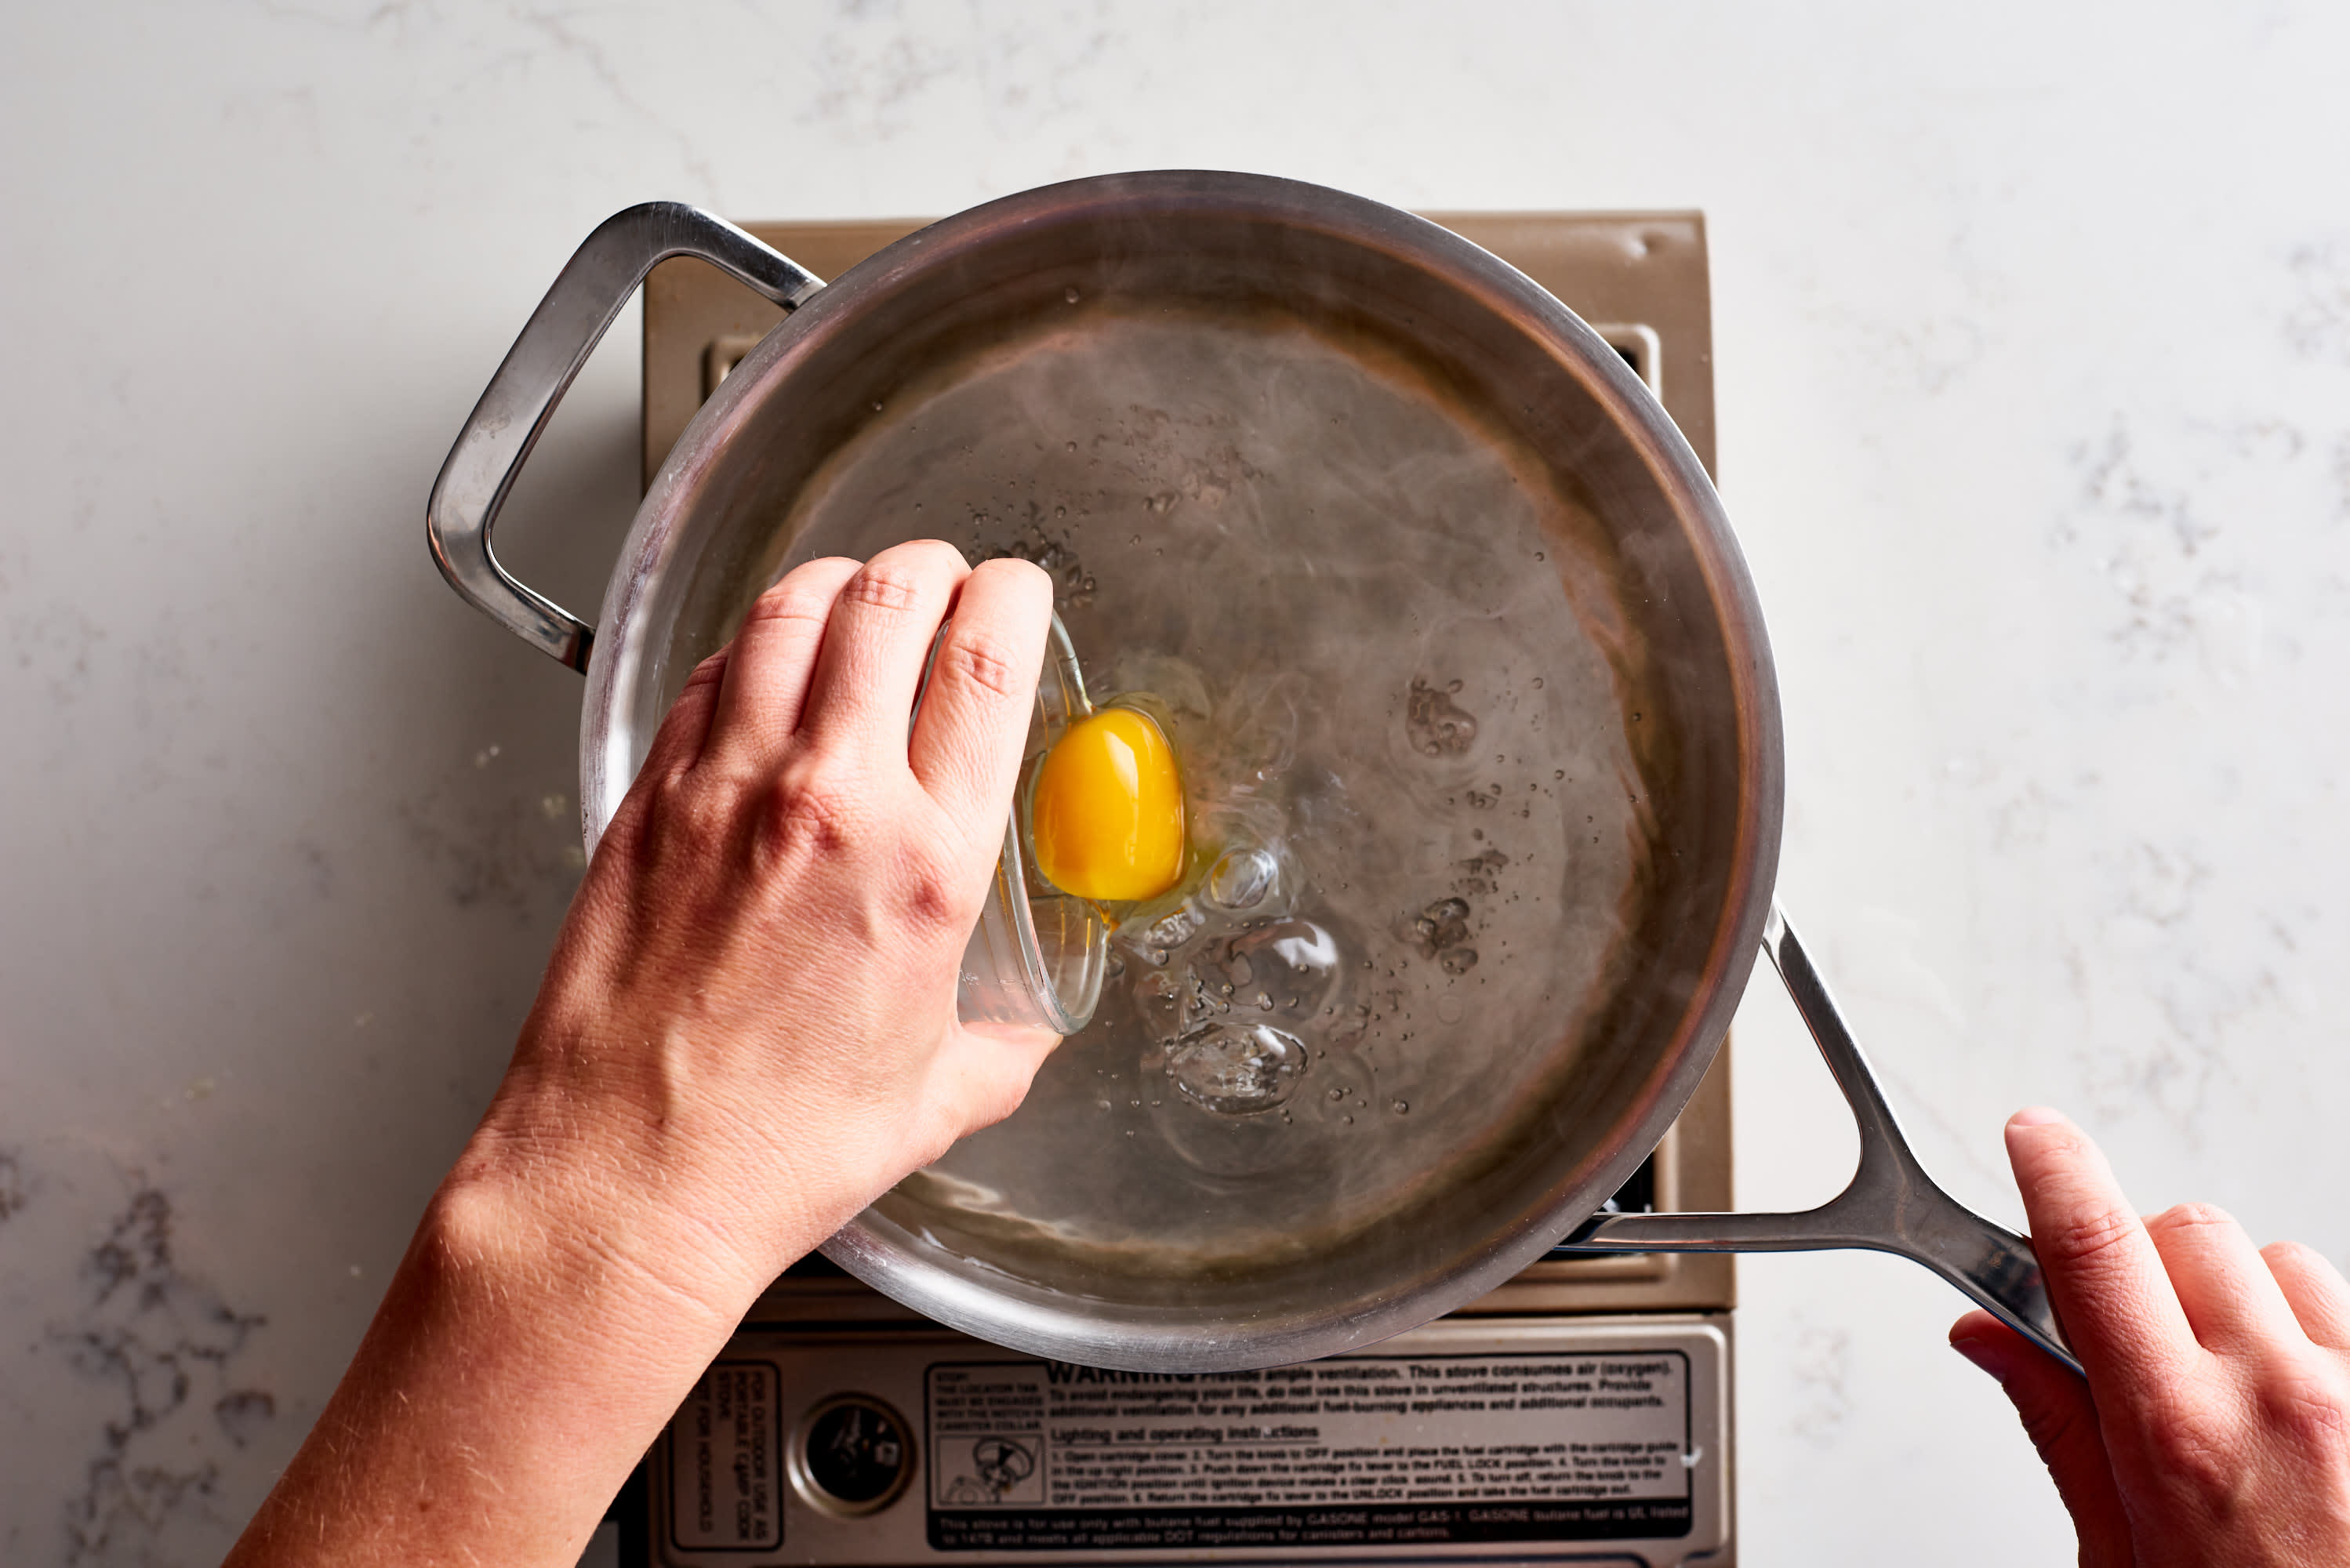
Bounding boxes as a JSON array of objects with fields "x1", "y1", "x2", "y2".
[
  {"x1": 427, "y1": 202, "x2": 822, "y2": 673},
  {"x1": 1560, "y1": 905, "x2": 2079, "y2": 1374}
]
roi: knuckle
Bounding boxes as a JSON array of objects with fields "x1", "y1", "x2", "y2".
[
  {"x1": 2264, "y1": 1239, "x2": 2327, "y2": 1272},
  {"x1": 899, "y1": 841, "x2": 976, "y2": 931},
  {"x1": 2036, "y1": 1203, "x2": 2143, "y2": 1271},
  {"x1": 760, "y1": 773, "x2": 862, "y2": 858},
  {"x1": 738, "y1": 590, "x2": 833, "y2": 636},
  {"x1": 640, "y1": 769, "x2": 738, "y2": 863},
  {"x1": 844, "y1": 562, "x2": 930, "y2": 614},
  {"x1": 2147, "y1": 1201, "x2": 2239, "y2": 1239},
  {"x1": 2261, "y1": 1365, "x2": 2350, "y2": 1457},
  {"x1": 2013, "y1": 1388, "x2": 2092, "y2": 1459},
  {"x1": 2140, "y1": 1399, "x2": 2237, "y2": 1502},
  {"x1": 936, "y1": 633, "x2": 1025, "y2": 702}
]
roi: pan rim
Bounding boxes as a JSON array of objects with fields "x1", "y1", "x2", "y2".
[{"x1": 584, "y1": 169, "x2": 1784, "y2": 1371}]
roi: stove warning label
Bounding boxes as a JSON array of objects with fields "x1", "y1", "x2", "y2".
[
  {"x1": 924, "y1": 1351, "x2": 1691, "y2": 1552},
  {"x1": 669, "y1": 1360, "x2": 783, "y2": 1552}
]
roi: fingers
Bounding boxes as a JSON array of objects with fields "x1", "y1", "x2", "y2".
[
  {"x1": 702, "y1": 557, "x2": 866, "y2": 769},
  {"x1": 797, "y1": 542, "x2": 975, "y2": 754},
  {"x1": 2264, "y1": 1241, "x2": 2350, "y2": 1351},
  {"x1": 2007, "y1": 1107, "x2": 2201, "y2": 1399},
  {"x1": 907, "y1": 558, "x2": 1055, "y2": 835},
  {"x1": 946, "y1": 1021, "x2": 1063, "y2": 1134},
  {"x1": 637, "y1": 648, "x2": 731, "y2": 782},
  {"x1": 1950, "y1": 1309, "x2": 2134, "y2": 1567},
  {"x1": 2141, "y1": 1202, "x2": 2308, "y2": 1353}
]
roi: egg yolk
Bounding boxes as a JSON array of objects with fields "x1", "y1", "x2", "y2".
[{"x1": 1029, "y1": 706, "x2": 1186, "y2": 903}]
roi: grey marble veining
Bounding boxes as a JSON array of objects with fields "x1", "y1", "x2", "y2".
[{"x1": 5, "y1": 2, "x2": 2349, "y2": 1563}]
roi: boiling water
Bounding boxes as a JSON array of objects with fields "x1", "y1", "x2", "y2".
[{"x1": 759, "y1": 303, "x2": 1653, "y2": 1273}]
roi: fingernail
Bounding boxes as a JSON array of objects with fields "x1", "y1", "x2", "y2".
[{"x1": 2010, "y1": 1105, "x2": 2066, "y2": 1128}]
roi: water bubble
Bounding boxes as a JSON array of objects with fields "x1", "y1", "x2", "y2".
[
  {"x1": 1063, "y1": 285, "x2": 1081, "y2": 304},
  {"x1": 1406, "y1": 677, "x2": 1478, "y2": 757},
  {"x1": 1065, "y1": 441, "x2": 1078, "y2": 452},
  {"x1": 1146, "y1": 906, "x2": 1204, "y2": 949},
  {"x1": 1413, "y1": 897, "x2": 1471, "y2": 954},
  {"x1": 1163, "y1": 1022, "x2": 1309, "y2": 1115},
  {"x1": 1095, "y1": 1099, "x2": 1113, "y2": 1112},
  {"x1": 1392, "y1": 1100, "x2": 1409, "y2": 1115},
  {"x1": 1205, "y1": 846, "x2": 1278, "y2": 909}
]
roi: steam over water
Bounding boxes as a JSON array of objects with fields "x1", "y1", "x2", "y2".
[{"x1": 761, "y1": 303, "x2": 1651, "y2": 1276}]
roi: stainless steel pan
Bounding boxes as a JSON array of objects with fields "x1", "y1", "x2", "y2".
[{"x1": 429, "y1": 172, "x2": 2076, "y2": 1374}]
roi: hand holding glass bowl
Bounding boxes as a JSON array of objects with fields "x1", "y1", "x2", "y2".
[{"x1": 946, "y1": 613, "x2": 1187, "y2": 1036}]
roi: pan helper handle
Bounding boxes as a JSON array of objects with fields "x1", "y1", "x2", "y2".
[
  {"x1": 427, "y1": 203, "x2": 822, "y2": 672},
  {"x1": 1560, "y1": 905, "x2": 2077, "y2": 1374}
]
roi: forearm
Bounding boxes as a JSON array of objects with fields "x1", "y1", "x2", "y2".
[
  {"x1": 225, "y1": 1156, "x2": 791, "y2": 1568},
  {"x1": 224, "y1": 547, "x2": 1057, "y2": 1565}
]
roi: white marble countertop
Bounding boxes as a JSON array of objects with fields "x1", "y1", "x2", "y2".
[{"x1": 6, "y1": 2, "x2": 2348, "y2": 1562}]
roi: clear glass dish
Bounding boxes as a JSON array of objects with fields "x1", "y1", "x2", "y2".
[{"x1": 936, "y1": 613, "x2": 1111, "y2": 1035}]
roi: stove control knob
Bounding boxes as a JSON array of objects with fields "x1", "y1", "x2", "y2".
[{"x1": 791, "y1": 1394, "x2": 915, "y2": 1516}]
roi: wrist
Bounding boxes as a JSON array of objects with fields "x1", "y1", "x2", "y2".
[
  {"x1": 440, "y1": 1095, "x2": 783, "y2": 1341},
  {"x1": 460, "y1": 990, "x2": 900, "y2": 1311}
]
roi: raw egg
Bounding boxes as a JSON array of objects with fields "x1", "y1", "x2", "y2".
[{"x1": 1030, "y1": 706, "x2": 1186, "y2": 903}]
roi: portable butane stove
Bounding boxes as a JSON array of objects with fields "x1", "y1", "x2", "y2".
[{"x1": 616, "y1": 212, "x2": 1736, "y2": 1568}]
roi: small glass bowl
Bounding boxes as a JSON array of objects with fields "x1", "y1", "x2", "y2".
[{"x1": 931, "y1": 615, "x2": 1112, "y2": 1035}]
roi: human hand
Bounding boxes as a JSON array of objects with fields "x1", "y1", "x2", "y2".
[
  {"x1": 227, "y1": 542, "x2": 1059, "y2": 1568},
  {"x1": 1952, "y1": 1108, "x2": 2350, "y2": 1566},
  {"x1": 459, "y1": 540, "x2": 1062, "y2": 1316}
]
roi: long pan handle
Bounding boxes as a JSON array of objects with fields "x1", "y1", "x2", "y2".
[{"x1": 1559, "y1": 906, "x2": 2078, "y2": 1374}]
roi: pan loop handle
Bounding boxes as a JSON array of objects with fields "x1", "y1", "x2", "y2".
[
  {"x1": 1560, "y1": 904, "x2": 2079, "y2": 1374},
  {"x1": 427, "y1": 202, "x2": 822, "y2": 673}
]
